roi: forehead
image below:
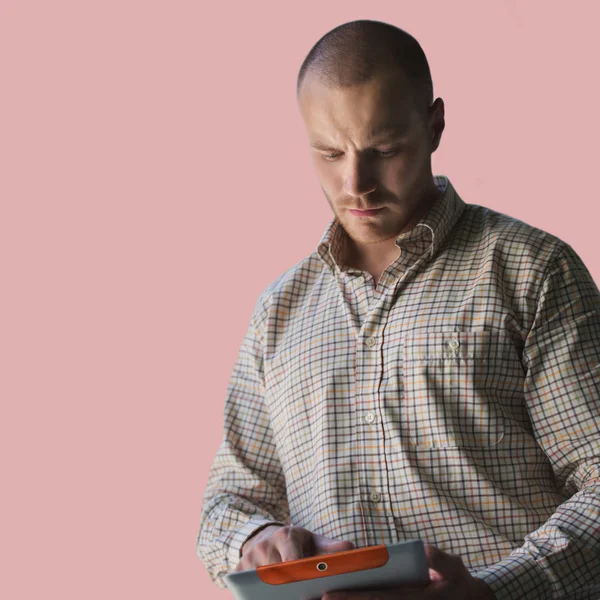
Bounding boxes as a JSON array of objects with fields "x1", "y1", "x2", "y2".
[{"x1": 298, "y1": 70, "x2": 417, "y2": 138}]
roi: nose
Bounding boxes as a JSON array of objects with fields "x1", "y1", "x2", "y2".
[{"x1": 343, "y1": 154, "x2": 377, "y2": 198}]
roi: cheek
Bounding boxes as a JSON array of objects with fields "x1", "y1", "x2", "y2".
[
  {"x1": 388, "y1": 148, "x2": 426, "y2": 180},
  {"x1": 314, "y1": 161, "x2": 339, "y2": 189},
  {"x1": 380, "y1": 158, "x2": 409, "y2": 186}
]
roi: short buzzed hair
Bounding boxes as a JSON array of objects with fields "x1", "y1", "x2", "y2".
[{"x1": 297, "y1": 19, "x2": 434, "y2": 116}]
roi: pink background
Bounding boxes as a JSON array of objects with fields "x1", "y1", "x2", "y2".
[{"x1": 1, "y1": 1, "x2": 598, "y2": 598}]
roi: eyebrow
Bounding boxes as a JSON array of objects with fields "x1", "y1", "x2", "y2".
[{"x1": 310, "y1": 126, "x2": 407, "y2": 151}]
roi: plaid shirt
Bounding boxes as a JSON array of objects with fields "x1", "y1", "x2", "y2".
[{"x1": 196, "y1": 176, "x2": 600, "y2": 599}]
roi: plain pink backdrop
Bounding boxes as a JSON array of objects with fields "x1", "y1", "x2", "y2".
[{"x1": 1, "y1": 1, "x2": 599, "y2": 598}]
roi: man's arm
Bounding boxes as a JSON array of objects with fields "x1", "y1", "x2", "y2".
[
  {"x1": 474, "y1": 242, "x2": 600, "y2": 599},
  {"x1": 196, "y1": 297, "x2": 289, "y2": 588}
]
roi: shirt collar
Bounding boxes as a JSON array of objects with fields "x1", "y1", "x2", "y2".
[{"x1": 316, "y1": 175, "x2": 466, "y2": 275}]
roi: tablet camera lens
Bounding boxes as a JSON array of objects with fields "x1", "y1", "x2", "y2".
[{"x1": 317, "y1": 562, "x2": 327, "y2": 571}]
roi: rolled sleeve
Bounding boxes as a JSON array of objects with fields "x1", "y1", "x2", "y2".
[
  {"x1": 476, "y1": 242, "x2": 600, "y2": 598},
  {"x1": 196, "y1": 293, "x2": 291, "y2": 588},
  {"x1": 474, "y1": 552, "x2": 552, "y2": 600}
]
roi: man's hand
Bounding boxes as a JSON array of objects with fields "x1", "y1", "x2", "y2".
[
  {"x1": 233, "y1": 524, "x2": 355, "y2": 571},
  {"x1": 321, "y1": 544, "x2": 496, "y2": 600}
]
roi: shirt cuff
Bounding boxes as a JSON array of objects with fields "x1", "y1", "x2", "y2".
[
  {"x1": 226, "y1": 517, "x2": 286, "y2": 572},
  {"x1": 473, "y1": 552, "x2": 553, "y2": 600}
]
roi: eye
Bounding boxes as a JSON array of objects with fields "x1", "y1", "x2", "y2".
[
  {"x1": 376, "y1": 148, "x2": 399, "y2": 158},
  {"x1": 321, "y1": 148, "x2": 399, "y2": 161}
]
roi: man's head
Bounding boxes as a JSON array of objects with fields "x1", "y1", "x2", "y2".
[{"x1": 297, "y1": 20, "x2": 445, "y2": 261}]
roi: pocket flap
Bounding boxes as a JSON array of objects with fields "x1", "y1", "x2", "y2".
[{"x1": 404, "y1": 329, "x2": 500, "y2": 360}]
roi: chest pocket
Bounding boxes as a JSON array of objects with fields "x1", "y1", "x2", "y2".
[{"x1": 403, "y1": 330, "x2": 511, "y2": 448}]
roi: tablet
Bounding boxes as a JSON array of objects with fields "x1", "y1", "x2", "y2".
[{"x1": 223, "y1": 539, "x2": 429, "y2": 600}]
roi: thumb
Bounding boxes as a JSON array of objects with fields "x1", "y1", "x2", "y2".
[{"x1": 424, "y1": 544, "x2": 464, "y2": 581}]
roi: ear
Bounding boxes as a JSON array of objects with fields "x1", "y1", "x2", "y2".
[{"x1": 428, "y1": 98, "x2": 445, "y2": 153}]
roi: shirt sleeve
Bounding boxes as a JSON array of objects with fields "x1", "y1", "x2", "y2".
[
  {"x1": 473, "y1": 242, "x2": 600, "y2": 599},
  {"x1": 196, "y1": 296, "x2": 290, "y2": 588}
]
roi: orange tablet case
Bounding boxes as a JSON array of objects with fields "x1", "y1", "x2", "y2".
[{"x1": 223, "y1": 539, "x2": 429, "y2": 600}]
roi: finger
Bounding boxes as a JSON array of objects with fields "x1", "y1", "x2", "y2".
[
  {"x1": 275, "y1": 526, "x2": 311, "y2": 562},
  {"x1": 315, "y1": 540, "x2": 356, "y2": 556},
  {"x1": 313, "y1": 533, "x2": 356, "y2": 556},
  {"x1": 243, "y1": 538, "x2": 282, "y2": 568}
]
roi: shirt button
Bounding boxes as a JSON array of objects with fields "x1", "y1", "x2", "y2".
[
  {"x1": 448, "y1": 339, "x2": 460, "y2": 350},
  {"x1": 370, "y1": 492, "x2": 381, "y2": 502},
  {"x1": 365, "y1": 337, "x2": 376, "y2": 348},
  {"x1": 364, "y1": 412, "x2": 376, "y2": 424}
]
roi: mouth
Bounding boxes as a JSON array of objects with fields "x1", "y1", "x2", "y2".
[{"x1": 348, "y1": 207, "x2": 384, "y2": 216}]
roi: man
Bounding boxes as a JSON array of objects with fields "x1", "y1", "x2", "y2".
[{"x1": 196, "y1": 19, "x2": 600, "y2": 599}]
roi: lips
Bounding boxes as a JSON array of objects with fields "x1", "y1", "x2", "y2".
[{"x1": 349, "y1": 207, "x2": 383, "y2": 217}]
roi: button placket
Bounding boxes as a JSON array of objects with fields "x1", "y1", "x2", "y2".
[{"x1": 358, "y1": 334, "x2": 383, "y2": 529}]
